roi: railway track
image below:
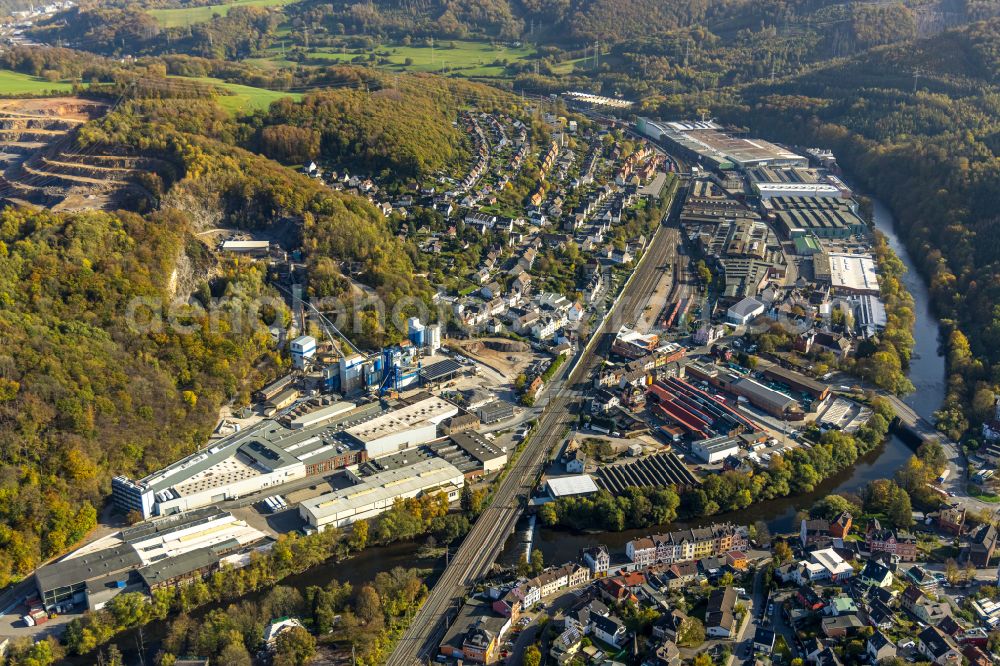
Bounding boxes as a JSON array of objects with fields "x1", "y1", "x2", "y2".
[{"x1": 385, "y1": 176, "x2": 689, "y2": 666}]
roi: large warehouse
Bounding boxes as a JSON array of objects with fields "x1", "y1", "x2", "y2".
[
  {"x1": 112, "y1": 399, "x2": 388, "y2": 518},
  {"x1": 299, "y1": 457, "x2": 465, "y2": 530},
  {"x1": 637, "y1": 119, "x2": 808, "y2": 170},
  {"x1": 34, "y1": 509, "x2": 268, "y2": 611},
  {"x1": 343, "y1": 395, "x2": 459, "y2": 458},
  {"x1": 827, "y1": 253, "x2": 880, "y2": 295}
]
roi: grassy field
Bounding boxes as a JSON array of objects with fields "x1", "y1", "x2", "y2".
[
  {"x1": 250, "y1": 39, "x2": 542, "y2": 78},
  {"x1": 171, "y1": 76, "x2": 301, "y2": 113},
  {"x1": 149, "y1": 0, "x2": 294, "y2": 28},
  {"x1": 0, "y1": 69, "x2": 74, "y2": 94}
]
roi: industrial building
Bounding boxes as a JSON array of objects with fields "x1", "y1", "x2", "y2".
[
  {"x1": 113, "y1": 391, "x2": 461, "y2": 520},
  {"x1": 419, "y1": 358, "x2": 468, "y2": 385},
  {"x1": 827, "y1": 253, "x2": 880, "y2": 295},
  {"x1": 286, "y1": 401, "x2": 357, "y2": 429},
  {"x1": 34, "y1": 509, "x2": 268, "y2": 611},
  {"x1": 342, "y1": 395, "x2": 458, "y2": 458},
  {"x1": 111, "y1": 400, "x2": 399, "y2": 518},
  {"x1": 290, "y1": 335, "x2": 316, "y2": 369},
  {"x1": 298, "y1": 457, "x2": 465, "y2": 530},
  {"x1": 646, "y1": 377, "x2": 760, "y2": 439},
  {"x1": 851, "y1": 294, "x2": 888, "y2": 335},
  {"x1": 691, "y1": 435, "x2": 742, "y2": 464},
  {"x1": 730, "y1": 377, "x2": 804, "y2": 419},
  {"x1": 637, "y1": 118, "x2": 807, "y2": 171},
  {"x1": 762, "y1": 365, "x2": 831, "y2": 400},
  {"x1": 767, "y1": 197, "x2": 866, "y2": 239},
  {"x1": 595, "y1": 453, "x2": 698, "y2": 492},
  {"x1": 477, "y1": 400, "x2": 516, "y2": 424},
  {"x1": 545, "y1": 475, "x2": 600, "y2": 499},
  {"x1": 220, "y1": 240, "x2": 270, "y2": 256},
  {"x1": 448, "y1": 431, "x2": 508, "y2": 475},
  {"x1": 726, "y1": 297, "x2": 765, "y2": 325},
  {"x1": 747, "y1": 166, "x2": 851, "y2": 199},
  {"x1": 408, "y1": 317, "x2": 443, "y2": 353}
]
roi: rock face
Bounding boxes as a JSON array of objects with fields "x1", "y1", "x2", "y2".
[
  {"x1": 0, "y1": 97, "x2": 159, "y2": 211},
  {"x1": 484, "y1": 339, "x2": 529, "y2": 353}
]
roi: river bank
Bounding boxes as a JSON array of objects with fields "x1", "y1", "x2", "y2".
[{"x1": 502, "y1": 188, "x2": 947, "y2": 565}]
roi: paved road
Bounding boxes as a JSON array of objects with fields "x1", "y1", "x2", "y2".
[
  {"x1": 384, "y1": 181, "x2": 690, "y2": 666},
  {"x1": 824, "y1": 371, "x2": 998, "y2": 514},
  {"x1": 727, "y1": 569, "x2": 763, "y2": 666}
]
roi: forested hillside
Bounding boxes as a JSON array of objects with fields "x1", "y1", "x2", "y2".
[
  {"x1": 252, "y1": 74, "x2": 509, "y2": 178},
  {"x1": 78, "y1": 94, "x2": 433, "y2": 329},
  {"x1": 0, "y1": 206, "x2": 279, "y2": 585}
]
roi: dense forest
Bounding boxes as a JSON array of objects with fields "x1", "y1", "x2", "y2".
[
  {"x1": 0, "y1": 206, "x2": 280, "y2": 585},
  {"x1": 26, "y1": 0, "x2": 1000, "y2": 63},
  {"x1": 251, "y1": 74, "x2": 511, "y2": 179}
]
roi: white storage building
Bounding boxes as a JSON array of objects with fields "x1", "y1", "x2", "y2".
[
  {"x1": 726, "y1": 297, "x2": 765, "y2": 325},
  {"x1": 299, "y1": 458, "x2": 465, "y2": 530},
  {"x1": 545, "y1": 475, "x2": 600, "y2": 499},
  {"x1": 344, "y1": 396, "x2": 458, "y2": 458},
  {"x1": 691, "y1": 435, "x2": 741, "y2": 464}
]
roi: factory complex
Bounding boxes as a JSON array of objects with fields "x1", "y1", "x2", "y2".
[
  {"x1": 299, "y1": 457, "x2": 466, "y2": 530},
  {"x1": 34, "y1": 509, "x2": 270, "y2": 612}
]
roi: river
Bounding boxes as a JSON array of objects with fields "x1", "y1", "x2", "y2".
[
  {"x1": 498, "y1": 192, "x2": 949, "y2": 565},
  {"x1": 70, "y1": 192, "x2": 946, "y2": 665}
]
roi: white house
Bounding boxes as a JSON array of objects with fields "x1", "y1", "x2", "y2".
[{"x1": 592, "y1": 614, "x2": 627, "y2": 648}]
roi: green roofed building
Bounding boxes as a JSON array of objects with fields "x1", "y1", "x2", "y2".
[{"x1": 793, "y1": 232, "x2": 822, "y2": 256}]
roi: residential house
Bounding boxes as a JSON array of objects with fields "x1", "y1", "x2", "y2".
[
  {"x1": 864, "y1": 599, "x2": 896, "y2": 631},
  {"x1": 867, "y1": 631, "x2": 896, "y2": 663},
  {"x1": 820, "y1": 614, "x2": 863, "y2": 638},
  {"x1": 753, "y1": 627, "x2": 776, "y2": 653},
  {"x1": 858, "y1": 560, "x2": 893, "y2": 589},
  {"x1": 563, "y1": 598, "x2": 609, "y2": 636},
  {"x1": 782, "y1": 548, "x2": 854, "y2": 585},
  {"x1": 866, "y1": 519, "x2": 918, "y2": 561},
  {"x1": 550, "y1": 627, "x2": 583, "y2": 665},
  {"x1": 938, "y1": 505, "x2": 966, "y2": 536},
  {"x1": 531, "y1": 313, "x2": 567, "y2": 341},
  {"x1": 566, "y1": 449, "x2": 587, "y2": 474},
  {"x1": 492, "y1": 586, "x2": 523, "y2": 619},
  {"x1": 902, "y1": 585, "x2": 952, "y2": 624},
  {"x1": 463, "y1": 622, "x2": 504, "y2": 663},
  {"x1": 905, "y1": 565, "x2": 940, "y2": 591},
  {"x1": 936, "y1": 616, "x2": 965, "y2": 640},
  {"x1": 534, "y1": 565, "x2": 569, "y2": 598},
  {"x1": 645, "y1": 640, "x2": 681, "y2": 666},
  {"x1": 796, "y1": 585, "x2": 825, "y2": 612},
  {"x1": 592, "y1": 614, "x2": 627, "y2": 649},
  {"x1": 966, "y1": 523, "x2": 998, "y2": 566},
  {"x1": 918, "y1": 626, "x2": 962, "y2": 666},
  {"x1": 652, "y1": 609, "x2": 688, "y2": 641},
  {"x1": 665, "y1": 561, "x2": 700, "y2": 590},
  {"x1": 582, "y1": 546, "x2": 610, "y2": 578},
  {"x1": 824, "y1": 595, "x2": 858, "y2": 617},
  {"x1": 829, "y1": 512, "x2": 852, "y2": 539},
  {"x1": 963, "y1": 646, "x2": 991, "y2": 666},
  {"x1": 705, "y1": 586, "x2": 738, "y2": 638},
  {"x1": 800, "y1": 518, "x2": 831, "y2": 547}
]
